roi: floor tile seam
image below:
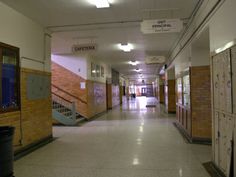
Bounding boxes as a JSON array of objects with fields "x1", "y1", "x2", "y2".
[
  {"x1": 98, "y1": 165, "x2": 207, "y2": 171},
  {"x1": 17, "y1": 162, "x2": 206, "y2": 171},
  {"x1": 15, "y1": 163, "x2": 105, "y2": 170}
]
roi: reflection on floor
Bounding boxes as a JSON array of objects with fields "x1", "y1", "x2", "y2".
[{"x1": 14, "y1": 97, "x2": 211, "y2": 177}]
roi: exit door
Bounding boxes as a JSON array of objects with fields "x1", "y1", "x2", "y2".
[{"x1": 141, "y1": 88, "x2": 146, "y2": 96}]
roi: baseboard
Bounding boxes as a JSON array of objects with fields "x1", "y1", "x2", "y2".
[
  {"x1": 192, "y1": 137, "x2": 212, "y2": 145},
  {"x1": 203, "y1": 161, "x2": 226, "y2": 177},
  {"x1": 173, "y1": 122, "x2": 211, "y2": 145},
  {"x1": 14, "y1": 135, "x2": 54, "y2": 160},
  {"x1": 167, "y1": 111, "x2": 176, "y2": 114},
  {"x1": 86, "y1": 110, "x2": 108, "y2": 121}
]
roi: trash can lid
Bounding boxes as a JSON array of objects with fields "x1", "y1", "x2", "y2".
[{"x1": 0, "y1": 126, "x2": 15, "y2": 136}]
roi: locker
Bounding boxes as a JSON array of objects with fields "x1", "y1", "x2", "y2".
[
  {"x1": 219, "y1": 53, "x2": 226, "y2": 112},
  {"x1": 212, "y1": 54, "x2": 220, "y2": 110},
  {"x1": 222, "y1": 50, "x2": 232, "y2": 113},
  {"x1": 219, "y1": 113, "x2": 227, "y2": 174},
  {"x1": 225, "y1": 115, "x2": 234, "y2": 177},
  {"x1": 212, "y1": 46, "x2": 235, "y2": 176},
  {"x1": 234, "y1": 115, "x2": 236, "y2": 177},
  {"x1": 214, "y1": 111, "x2": 219, "y2": 166},
  {"x1": 232, "y1": 46, "x2": 236, "y2": 114}
]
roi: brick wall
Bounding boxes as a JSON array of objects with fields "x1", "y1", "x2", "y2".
[
  {"x1": 87, "y1": 80, "x2": 106, "y2": 118},
  {"x1": 0, "y1": 68, "x2": 52, "y2": 151},
  {"x1": 112, "y1": 85, "x2": 120, "y2": 107},
  {"x1": 190, "y1": 66, "x2": 212, "y2": 139},
  {"x1": 52, "y1": 62, "x2": 107, "y2": 119},
  {"x1": 167, "y1": 80, "x2": 176, "y2": 113},
  {"x1": 107, "y1": 84, "x2": 112, "y2": 109},
  {"x1": 0, "y1": 111, "x2": 21, "y2": 146},
  {"x1": 159, "y1": 85, "x2": 165, "y2": 103},
  {"x1": 52, "y1": 62, "x2": 88, "y2": 117}
]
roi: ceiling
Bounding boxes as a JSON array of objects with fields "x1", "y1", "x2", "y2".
[{"x1": 1, "y1": 0, "x2": 200, "y2": 82}]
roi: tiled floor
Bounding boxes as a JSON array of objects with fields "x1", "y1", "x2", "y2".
[{"x1": 15, "y1": 97, "x2": 211, "y2": 177}]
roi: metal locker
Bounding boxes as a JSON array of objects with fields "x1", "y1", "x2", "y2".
[
  {"x1": 234, "y1": 115, "x2": 236, "y2": 177},
  {"x1": 219, "y1": 113, "x2": 227, "y2": 174},
  {"x1": 218, "y1": 53, "x2": 225, "y2": 112},
  {"x1": 212, "y1": 54, "x2": 220, "y2": 110},
  {"x1": 225, "y1": 115, "x2": 234, "y2": 177},
  {"x1": 222, "y1": 50, "x2": 232, "y2": 113},
  {"x1": 214, "y1": 111, "x2": 219, "y2": 166},
  {"x1": 231, "y1": 46, "x2": 236, "y2": 114}
]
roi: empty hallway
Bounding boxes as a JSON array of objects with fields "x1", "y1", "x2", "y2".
[{"x1": 14, "y1": 97, "x2": 211, "y2": 177}]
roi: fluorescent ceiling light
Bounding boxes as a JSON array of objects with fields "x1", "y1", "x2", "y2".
[
  {"x1": 135, "y1": 68, "x2": 142, "y2": 72},
  {"x1": 90, "y1": 0, "x2": 110, "y2": 8},
  {"x1": 128, "y1": 60, "x2": 139, "y2": 66},
  {"x1": 118, "y1": 43, "x2": 134, "y2": 52},
  {"x1": 138, "y1": 78, "x2": 142, "y2": 82},
  {"x1": 215, "y1": 41, "x2": 235, "y2": 54}
]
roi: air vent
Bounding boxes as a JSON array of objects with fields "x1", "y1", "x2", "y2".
[{"x1": 145, "y1": 56, "x2": 165, "y2": 64}]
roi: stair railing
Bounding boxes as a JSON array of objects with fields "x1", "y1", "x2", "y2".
[
  {"x1": 52, "y1": 84, "x2": 87, "y2": 105},
  {"x1": 52, "y1": 92, "x2": 77, "y2": 121}
]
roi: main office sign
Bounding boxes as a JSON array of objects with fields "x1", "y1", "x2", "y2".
[{"x1": 141, "y1": 19, "x2": 183, "y2": 34}]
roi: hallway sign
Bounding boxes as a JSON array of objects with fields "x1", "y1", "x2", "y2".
[
  {"x1": 141, "y1": 19, "x2": 183, "y2": 34},
  {"x1": 72, "y1": 44, "x2": 97, "y2": 53}
]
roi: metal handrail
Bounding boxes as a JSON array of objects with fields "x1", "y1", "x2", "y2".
[
  {"x1": 52, "y1": 92, "x2": 73, "y2": 104},
  {"x1": 52, "y1": 93, "x2": 76, "y2": 121},
  {"x1": 52, "y1": 84, "x2": 87, "y2": 104}
]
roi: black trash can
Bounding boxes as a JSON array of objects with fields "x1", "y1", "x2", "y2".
[{"x1": 0, "y1": 126, "x2": 15, "y2": 177}]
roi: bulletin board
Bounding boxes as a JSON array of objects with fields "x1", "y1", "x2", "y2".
[{"x1": 26, "y1": 74, "x2": 50, "y2": 100}]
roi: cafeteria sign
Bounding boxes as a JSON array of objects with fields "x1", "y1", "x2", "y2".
[
  {"x1": 72, "y1": 44, "x2": 97, "y2": 53},
  {"x1": 141, "y1": 19, "x2": 183, "y2": 34}
]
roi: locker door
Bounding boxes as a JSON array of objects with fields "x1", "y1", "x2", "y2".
[
  {"x1": 212, "y1": 54, "x2": 220, "y2": 110},
  {"x1": 231, "y1": 46, "x2": 236, "y2": 114},
  {"x1": 222, "y1": 50, "x2": 232, "y2": 113},
  {"x1": 219, "y1": 53, "x2": 226, "y2": 112},
  {"x1": 234, "y1": 115, "x2": 236, "y2": 177},
  {"x1": 214, "y1": 111, "x2": 219, "y2": 166},
  {"x1": 219, "y1": 113, "x2": 227, "y2": 174},
  {"x1": 225, "y1": 115, "x2": 234, "y2": 177}
]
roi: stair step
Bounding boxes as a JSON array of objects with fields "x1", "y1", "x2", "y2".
[{"x1": 52, "y1": 100, "x2": 85, "y2": 126}]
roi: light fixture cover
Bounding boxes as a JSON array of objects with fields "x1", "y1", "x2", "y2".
[
  {"x1": 118, "y1": 43, "x2": 133, "y2": 52},
  {"x1": 128, "y1": 60, "x2": 139, "y2": 66},
  {"x1": 92, "y1": 0, "x2": 110, "y2": 8}
]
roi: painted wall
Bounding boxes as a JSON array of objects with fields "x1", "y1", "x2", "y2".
[
  {"x1": 0, "y1": 2, "x2": 50, "y2": 72},
  {"x1": 0, "y1": 2, "x2": 52, "y2": 152},
  {"x1": 209, "y1": 0, "x2": 236, "y2": 52},
  {"x1": 52, "y1": 54, "x2": 87, "y2": 79},
  {"x1": 87, "y1": 81, "x2": 106, "y2": 118},
  {"x1": 173, "y1": 45, "x2": 191, "y2": 75},
  {"x1": 191, "y1": 47, "x2": 210, "y2": 66},
  {"x1": 87, "y1": 56, "x2": 111, "y2": 84}
]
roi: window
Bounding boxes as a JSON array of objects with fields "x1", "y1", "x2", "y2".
[{"x1": 0, "y1": 43, "x2": 20, "y2": 112}]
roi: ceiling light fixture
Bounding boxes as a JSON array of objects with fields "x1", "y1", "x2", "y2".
[
  {"x1": 135, "y1": 68, "x2": 142, "y2": 72},
  {"x1": 90, "y1": 0, "x2": 110, "y2": 8},
  {"x1": 118, "y1": 43, "x2": 133, "y2": 52},
  {"x1": 128, "y1": 60, "x2": 139, "y2": 66}
]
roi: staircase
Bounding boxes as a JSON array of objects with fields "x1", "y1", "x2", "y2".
[{"x1": 52, "y1": 93, "x2": 85, "y2": 126}]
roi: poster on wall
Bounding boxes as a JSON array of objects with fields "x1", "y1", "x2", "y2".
[
  {"x1": 101, "y1": 66, "x2": 104, "y2": 77},
  {"x1": 96, "y1": 65, "x2": 100, "y2": 77},
  {"x1": 91, "y1": 62, "x2": 96, "y2": 77},
  {"x1": 94, "y1": 83, "x2": 105, "y2": 105}
]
